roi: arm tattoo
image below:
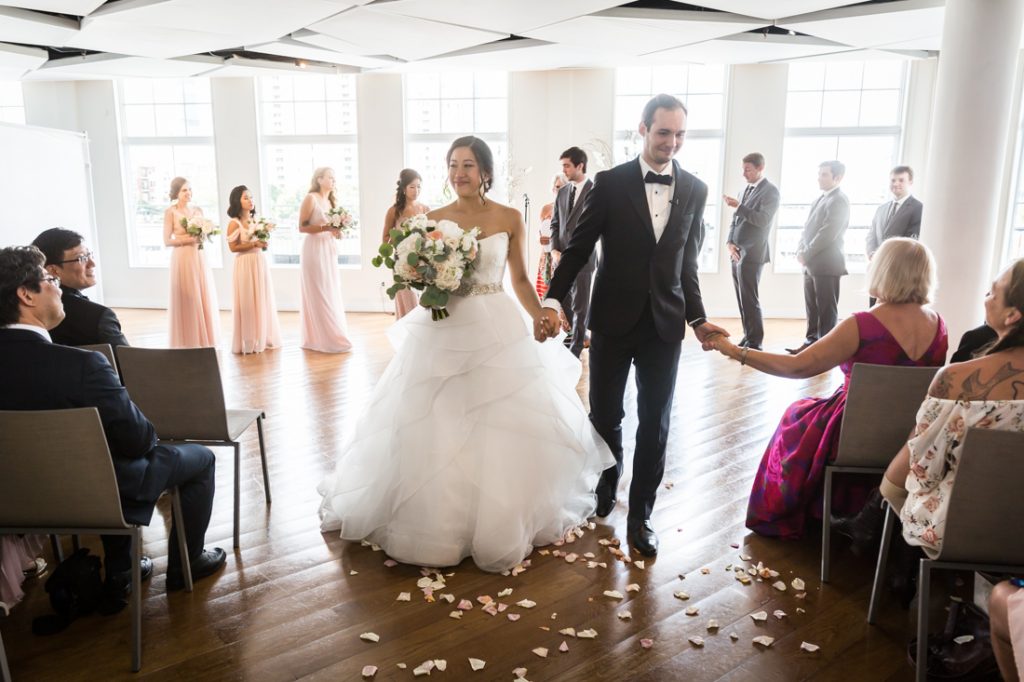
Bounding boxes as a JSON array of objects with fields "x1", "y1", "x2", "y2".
[
  {"x1": 1014, "y1": 380, "x2": 1024, "y2": 399},
  {"x1": 958, "y1": 363, "x2": 1024, "y2": 399},
  {"x1": 932, "y1": 371, "x2": 953, "y2": 399}
]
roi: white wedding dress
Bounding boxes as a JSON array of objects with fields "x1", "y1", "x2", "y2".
[{"x1": 317, "y1": 231, "x2": 613, "y2": 572}]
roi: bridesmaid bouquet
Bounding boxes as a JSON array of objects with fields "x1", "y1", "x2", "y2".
[
  {"x1": 326, "y1": 206, "x2": 357, "y2": 236},
  {"x1": 181, "y1": 216, "x2": 220, "y2": 250},
  {"x1": 372, "y1": 214, "x2": 480, "y2": 321},
  {"x1": 252, "y1": 217, "x2": 275, "y2": 249}
]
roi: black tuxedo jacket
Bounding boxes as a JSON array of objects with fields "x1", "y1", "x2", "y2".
[
  {"x1": 546, "y1": 158, "x2": 708, "y2": 343},
  {"x1": 51, "y1": 286, "x2": 129, "y2": 348},
  {"x1": 726, "y1": 178, "x2": 780, "y2": 264},
  {"x1": 0, "y1": 328, "x2": 174, "y2": 523},
  {"x1": 550, "y1": 178, "x2": 597, "y2": 271}
]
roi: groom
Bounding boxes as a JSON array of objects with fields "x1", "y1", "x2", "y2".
[{"x1": 537, "y1": 94, "x2": 726, "y2": 557}]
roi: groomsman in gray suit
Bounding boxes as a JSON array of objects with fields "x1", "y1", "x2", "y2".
[
  {"x1": 866, "y1": 166, "x2": 922, "y2": 258},
  {"x1": 724, "y1": 152, "x2": 779, "y2": 351},
  {"x1": 550, "y1": 146, "x2": 594, "y2": 357},
  {"x1": 788, "y1": 160, "x2": 850, "y2": 355}
]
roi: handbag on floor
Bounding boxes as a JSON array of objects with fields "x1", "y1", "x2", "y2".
[{"x1": 907, "y1": 598, "x2": 1000, "y2": 680}]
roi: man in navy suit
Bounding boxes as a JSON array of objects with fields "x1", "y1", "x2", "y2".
[
  {"x1": 538, "y1": 94, "x2": 727, "y2": 556},
  {"x1": 0, "y1": 245, "x2": 225, "y2": 593}
]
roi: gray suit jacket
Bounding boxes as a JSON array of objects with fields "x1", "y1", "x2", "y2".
[
  {"x1": 726, "y1": 178, "x2": 780, "y2": 264},
  {"x1": 866, "y1": 195, "x2": 923, "y2": 256},
  {"x1": 797, "y1": 187, "x2": 850, "y2": 277},
  {"x1": 550, "y1": 178, "x2": 596, "y2": 271}
]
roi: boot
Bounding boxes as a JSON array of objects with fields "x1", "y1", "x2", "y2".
[{"x1": 831, "y1": 488, "x2": 885, "y2": 557}]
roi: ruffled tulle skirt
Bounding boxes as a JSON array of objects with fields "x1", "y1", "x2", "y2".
[{"x1": 318, "y1": 290, "x2": 613, "y2": 572}]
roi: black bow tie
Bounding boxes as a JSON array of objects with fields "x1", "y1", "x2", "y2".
[{"x1": 644, "y1": 171, "x2": 672, "y2": 186}]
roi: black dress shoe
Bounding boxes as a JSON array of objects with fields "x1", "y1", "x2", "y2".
[
  {"x1": 594, "y1": 490, "x2": 616, "y2": 518},
  {"x1": 627, "y1": 520, "x2": 659, "y2": 557},
  {"x1": 166, "y1": 547, "x2": 227, "y2": 592},
  {"x1": 105, "y1": 556, "x2": 154, "y2": 599}
]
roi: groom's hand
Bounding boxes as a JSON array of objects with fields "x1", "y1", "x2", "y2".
[
  {"x1": 694, "y1": 321, "x2": 730, "y2": 351},
  {"x1": 535, "y1": 308, "x2": 560, "y2": 342}
]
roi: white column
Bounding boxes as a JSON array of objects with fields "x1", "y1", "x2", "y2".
[{"x1": 922, "y1": 0, "x2": 1024, "y2": 346}]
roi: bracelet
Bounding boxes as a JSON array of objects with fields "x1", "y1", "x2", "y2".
[{"x1": 740, "y1": 346, "x2": 750, "y2": 366}]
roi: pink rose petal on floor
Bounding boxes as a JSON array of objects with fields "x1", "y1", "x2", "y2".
[
  {"x1": 361, "y1": 665, "x2": 377, "y2": 678},
  {"x1": 383, "y1": 559, "x2": 398, "y2": 568},
  {"x1": 640, "y1": 638, "x2": 654, "y2": 649},
  {"x1": 559, "y1": 641, "x2": 569, "y2": 653}
]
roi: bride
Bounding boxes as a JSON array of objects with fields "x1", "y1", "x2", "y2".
[{"x1": 317, "y1": 136, "x2": 613, "y2": 572}]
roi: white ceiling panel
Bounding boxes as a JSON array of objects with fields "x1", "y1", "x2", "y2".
[
  {"x1": 637, "y1": 33, "x2": 852, "y2": 65},
  {"x1": 248, "y1": 37, "x2": 400, "y2": 70},
  {"x1": 309, "y1": 6, "x2": 508, "y2": 61},
  {"x1": 0, "y1": 5, "x2": 77, "y2": 45},
  {"x1": 778, "y1": 0, "x2": 944, "y2": 51},
  {"x1": 206, "y1": 56, "x2": 352, "y2": 78},
  {"x1": 0, "y1": 40, "x2": 46, "y2": 79},
  {"x1": 670, "y1": 1, "x2": 865, "y2": 22},
  {"x1": 27, "y1": 52, "x2": 222, "y2": 80},
  {"x1": 772, "y1": 46, "x2": 928, "y2": 63},
  {"x1": 0, "y1": 0, "x2": 104, "y2": 15},
  {"x1": 401, "y1": 37, "x2": 609, "y2": 72},
  {"x1": 366, "y1": 0, "x2": 622, "y2": 35}
]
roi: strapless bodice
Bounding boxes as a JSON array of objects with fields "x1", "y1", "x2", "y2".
[{"x1": 456, "y1": 231, "x2": 508, "y2": 296}]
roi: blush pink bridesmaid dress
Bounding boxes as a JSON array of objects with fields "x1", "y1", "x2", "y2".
[
  {"x1": 300, "y1": 198, "x2": 353, "y2": 353},
  {"x1": 168, "y1": 207, "x2": 221, "y2": 348},
  {"x1": 228, "y1": 220, "x2": 282, "y2": 354}
]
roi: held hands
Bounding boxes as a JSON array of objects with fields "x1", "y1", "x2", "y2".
[
  {"x1": 694, "y1": 321, "x2": 731, "y2": 352},
  {"x1": 534, "y1": 307, "x2": 561, "y2": 342}
]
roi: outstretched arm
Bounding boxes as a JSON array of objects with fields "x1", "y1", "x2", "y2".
[{"x1": 712, "y1": 315, "x2": 860, "y2": 378}]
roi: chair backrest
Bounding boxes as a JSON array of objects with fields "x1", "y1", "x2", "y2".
[
  {"x1": 115, "y1": 346, "x2": 229, "y2": 441},
  {"x1": 78, "y1": 344, "x2": 117, "y2": 375},
  {"x1": 938, "y1": 428, "x2": 1024, "y2": 565},
  {"x1": 833, "y1": 363, "x2": 940, "y2": 468},
  {"x1": 0, "y1": 408, "x2": 128, "y2": 529}
]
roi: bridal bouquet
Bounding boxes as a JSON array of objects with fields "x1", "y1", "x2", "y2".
[
  {"x1": 251, "y1": 217, "x2": 275, "y2": 249},
  {"x1": 326, "y1": 206, "x2": 356, "y2": 236},
  {"x1": 372, "y1": 214, "x2": 481, "y2": 321},
  {"x1": 181, "y1": 216, "x2": 220, "y2": 249}
]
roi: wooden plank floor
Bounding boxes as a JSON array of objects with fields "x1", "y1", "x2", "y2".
[{"x1": 2, "y1": 311, "x2": 927, "y2": 681}]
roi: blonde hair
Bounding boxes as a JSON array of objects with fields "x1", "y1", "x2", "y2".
[
  {"x1": 169, "y1": 176, "x2": 188, "y2": 201},
  {"x1": 308, "y1": 167, "x2": 337, "y2": 209},
  {"x1": 866, "y1": 238, "x2": 936, "y2": 304}
]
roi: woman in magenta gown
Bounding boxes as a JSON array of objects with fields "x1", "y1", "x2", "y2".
[{"x1": 711, "y1": 238, "x2": 948, "y2": 538}]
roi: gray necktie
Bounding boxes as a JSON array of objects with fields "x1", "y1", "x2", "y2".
[{"x1": 742, "y1": 185, "x2": 754, "y2": 204}]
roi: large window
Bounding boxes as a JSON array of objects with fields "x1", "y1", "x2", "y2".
[
  {"x1": 0, "y1": 81, "x2": 25, "y2": 124},
  {"x1": 258, "y1": 75, "x2": 360, "y2": 266},
  {"x1": 119, "y1": 78, "x2": 220, "y2": 267},
  {"x1": 777, "y1": 61, "x2": 907, "y2": 273},
  {"x1": 404, "y1": 72, "x2": 509, "y2": 211},
  {"x1": 614, "y1": 66, "x2": 727, "y2": 272}
]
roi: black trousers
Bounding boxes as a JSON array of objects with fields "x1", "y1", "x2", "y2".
[
  {"x1": 588, "y1": 303, "x2": 681, "y2": 523},
  {"x1": 803, "y1": 272, "x2": 841, "y2": 343},
  {"x1": 561, "y1": 268, "x2": 594, "y2": 357},
  {"x1": 102, "y1": 443, "x2": 216, "y2": 577},
  {"x1": 731, "y1": 259, "x2": 765, "y2": 348}
]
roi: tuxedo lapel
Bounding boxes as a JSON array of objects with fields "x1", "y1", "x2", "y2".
[
  {"x1": 663, "y1": 161, "x2": 693, "y2": 241},
  {"x1": 624, "y1": 159, "x2": 655, "y2": 240}
]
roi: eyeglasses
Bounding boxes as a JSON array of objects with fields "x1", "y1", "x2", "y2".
[
  {"x1": 41, "y1": 275, "x2": 61, "y2": 287},
  {"x1": 59, "y1": 250, "x2": 93, "y2": 265}
]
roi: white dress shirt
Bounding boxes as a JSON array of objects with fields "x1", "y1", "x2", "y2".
[
  {"x1": 638, "y1": 156, "x2": 674, "y2": 243},
  {"x1": 3, "y1": 323, "x2": 51, "y2": 341}
]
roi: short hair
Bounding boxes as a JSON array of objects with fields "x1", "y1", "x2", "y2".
[
  {"x1": 866, "y1": 237, "x2": 935, "y2": 305},
  {"x1": 987, "y1": 258, "x2": 1024, "y2": 355},
  {"x1": 891, "y1": 165, "x2": 914, "y2": 181},
  {"x1": 0, "y1": 246, "x2": 46, "y2": 326},
  {"x1": 169, "y1": 176, "x2": 188, "y2": 201},
  {"x1": 819, "y1": 160, "x2": 845, "y2": 178},
  {"x1": 560, "y1": 146, "x2": 587, "y2": 173},
  {"x1": 447, "y1": 136, "x2": 495, "y2": 194},
  {"x1": 32, "y1": 227, "x2": 83, "y2": 266},
  {"x1": 227, "y1": 185, "x2": 254, "y2": 219},
  {"x1": 742, "y1": 152, "x2": 765, "y2": 168},
  {"x1": 641, "y1": 94, "x2": 687, "y2": 129}
]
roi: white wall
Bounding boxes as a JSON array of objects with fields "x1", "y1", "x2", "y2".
[{"x1": 16, "y1": 60, "x2": 983, "y2": 321}]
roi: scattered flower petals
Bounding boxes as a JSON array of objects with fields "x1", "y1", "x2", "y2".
[
  {"x1": 350, "y1": 570, "x2": 359, "y2": 575},
  {"x1": 750, "y1": 611, "x2": 768, "y2": 622},
  {"x1": 564, "y1": 553, "x2": 578, "y2": 564},
  {"x1": 360, "y1": 632, "x2": 380, "y2": 643},
  {"x1": 497, "y1": 588, "x2": 513, "y2": 597},
  {"x1": 689, "y1": 636, "x2": 705, "y2": 647},
  {"x1": 549, "y1": 612, "x2": 556, "y2": 619},
  {"x1": 499, "y1": 603, "x2": 509, "y2": 613},
  {"x1": 476, "y1": 595, "x2": 493, "y2": 605},
  {"x1": 507, "y1": 613, "x2": 521, "y2": 622},
  {"x1": 730, "y1": 633, "x2": 739, "y2": 641},
  {"x1": 603, "y1": 590, "x2": 624, "y2": 600},
  {"x1": 440, "y1": 593, "x2": 455, "y2": 603},
  {"x1": 954, "y1": 635, "x2": 975, "y2": 645},
  {"x1": 513, "y1": 668, "x2": 527, "y2": 678},
  {"x1": 795, "y1": 592, "x2": 807, "y2": 600},
  {"x1": 627, "y1": 583, "x2": 640, "y2": 593},
  {"x1": 468, "y1": 658, "x2": 486, "y2": 671},
  {"x1": 792, "y1": 578, "x2": 806, "y2": 591},
  {"x1": 559, "y1": 641, "x2": 569, "y2": 653},
  {"x1": 700, "y1": 567, "x2": 710, "y2": 575},
  {"x1": 538, "y1": 549, "x2": 550, "y2": 556},
  {"x1": 516, "y1": 599, "x2": 537, "y2": 609},
  {"x1": 532, "y1": 647, "x2": 548, "y2": 658},
  {"x1": 796, "y1": 607, "x2": 806, "y2": 614},
  {"x1": 383, "y1": 559, "x2": 398, "y2": 567},
  {"x1": 370, "y1": 544, "x2": 382, "y2": 552},
  {"x1": 773, "y1": 610, "x2": 787, "y2": 620},
  {"x1": 449, "y1": 611, "x2": 462, "y2": 620},
  {"x1": 706, "y1": 619, "x2": 719, "y2": 631},
  {"x1": 587, "y1": 522, "x2": 596, "y2": 530},
  {"x1": 433, "y1": 660, "x2": 447, "y2": 671},
  {"x1": 752, "y1": 636, "x2": 775, "y2": 648},
  {"x1": 685, "y1": 606, "x2": 699, "y2": 616},
  {"x1": 457, "y1": 599, "x2": 473, "y2": 611},
  {"x1": 361, "y1": 665, "x2": 377, "y2": 678},
  {"x1": 800, "y1": 641, "x2": 821, "y2": 652},
  {"x1": 740, "y1": 554, "x2": 752, "y2": 561},
  {"x1": 674, "y1": 591, "x2": 690, "y2": 601},
  {"x1": 396, "y1": 592, "x2": 411, "y2": 602},
  {"x1": 640, "y1": 638, "x2": 654, "y2": 649},
  {"x1": 412, "y1": 662, "x2": 432, "y2": 677},
  {"x1": 772, "y1": 581, "x2": 787, "y2": 592},
  {"x1": 618, "y1": 611, "x2": 632, "y2": 620},
  {"x1": 361, "y1": 540, "x2": 372, "y2": 547},
  {"x1": 583, "y1": 552, "x2": 595, "y2": 559},
  {"x1": 397, "y1": 663, "x2": 407, "y2": 670},
  {"x1": 736, "y1": 574, "x2": 752, "y2": 585},
  {"x1": 577, "y1": 628, "x2": 598, "y2": 639},
  {"x1": 559, "y1": 627, "x2": 576, "y2": 637},
  {"x1": 634, "y1": 561, "x2": 646, "y2": 570},
  {"x1": 482, "y1": 603, "x2": 498, "y2": 616},
  {"x1": 416, "y1": 577, "x2": 433, "y2": 588}
]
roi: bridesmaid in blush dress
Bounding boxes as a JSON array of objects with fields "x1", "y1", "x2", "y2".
[
  {"x1": 382, "y1": 169, "x2": 429, "y2": 320},
  {"x1": 165, "y1": 176, "x2": 220, "y2": 348},
  {"x1": 226, "y1": 185, "x2": 281, "y2": 354},
  {"x1": 299, "y1": 167, "x2": 352, "y2": 353}
]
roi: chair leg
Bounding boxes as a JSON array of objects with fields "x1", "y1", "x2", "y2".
[
  {"x1": 257, "y1": 414, "x2": 271, "y2": 505},
  {"x1": 130, "y1": 528, "x2": 142, "y2": 673},
  {"x1": 0, "y1": 624, "x2": 11, "y2": 682},
  {"x1": 49, "y1": 535, "x2": 63, "y2": 563},
  {"x1": 915, "y1": 559, "x2": 932, "y2": 682},
  {"x1": 821, "y1": 468, "x2": 833, "y2": 583},
  {"x1": 233, "y1": 442, "x2": 241, "y2": 550},
  {"x1": 867, "y1": 503, "x2": 896, "y2": 624},
  {"x1": 171, "y1": 488, "x2": 193, "y2": 593}
]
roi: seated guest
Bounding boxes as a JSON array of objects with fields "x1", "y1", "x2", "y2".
[
  {"x1": 0, "y1": 245, "x2": 225, "y2": 593},
  {"x1": 991, "y1": 579, "x2": 1024, "y2": 682},
  {"x1": 951, "y1": 322, "x2": 998, "y2": 362},
  {"x1": 879, "y1": 258, "x2": 1024, "y2": 557},
  {"x1": 710, "y1": 238, "x2": 948, "y2": 538},
  {"x1": 31, "y1": 228, "x2": 128, "y2": 347}
]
